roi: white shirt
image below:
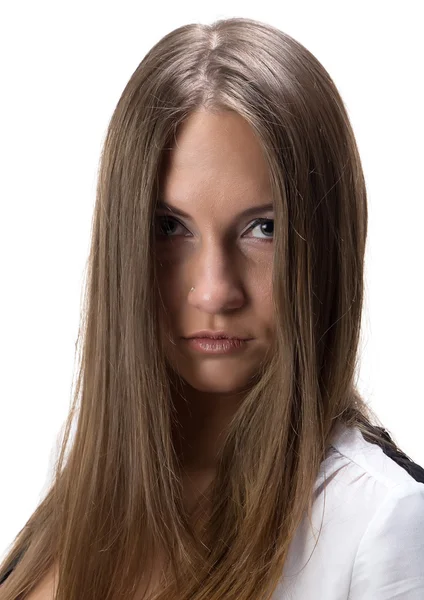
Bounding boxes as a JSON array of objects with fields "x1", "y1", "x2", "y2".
[{"x1": 272, "y1": 422, "x2": 424, "y2": 599}]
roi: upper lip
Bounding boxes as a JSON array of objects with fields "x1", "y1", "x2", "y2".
[{"x1": 183, "y1": 330, "x2": 252, "y2": 340}]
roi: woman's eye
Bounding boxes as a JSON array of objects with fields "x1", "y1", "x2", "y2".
[
  {"x1": 155, "y1": 216, "x2": 189, "y2": 237},
  {"x1": 245, "y1": 218, "x2": 274, "y2": 240},
  {"x1": 154, "y1": 216, "x2": 274, "y2": 240}
]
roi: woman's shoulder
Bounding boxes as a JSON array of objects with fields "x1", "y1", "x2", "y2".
[
  {"x1": 21, "y1": 567, "x2": 57, "y2": 599},
  {"x1": 311, "y1": 422, "x2": 424, "y2": 560},
  {"x1": 326, "y1": 422, "x2": 424, "y2": 488},
  {"x1": 0, "y1": 558, "x2": 57, "y2": 599},
  {"x1": 324, "y1": 424, "x2": 424, "y2": 597},
  {"x1": 275, "y1": 424, "x2": 424, "y2": 598},
  {"x1": 309, "y1": 422, "x2": 424, "y2": 550}
]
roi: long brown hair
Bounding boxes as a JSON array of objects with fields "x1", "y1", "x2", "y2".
[{"x1": 0, "y1": 16, "x2": 406, "y2": 600}]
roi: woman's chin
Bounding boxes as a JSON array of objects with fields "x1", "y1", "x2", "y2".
[
  {"x1": 186, "y1": 380, "x2": 246, "y2": 395},
  {"x1": 177, "y1": 366, "x2": 257, "y2": 395},
  {"x1": 165, "y1": 349, "x2": 264, "y2": 396}
]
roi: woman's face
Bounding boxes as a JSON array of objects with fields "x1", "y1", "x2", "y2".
[{"x1": 155, "y1": 109, "x2": 275, "y2": 395}]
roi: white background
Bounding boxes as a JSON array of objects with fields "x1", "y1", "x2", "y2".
[{"x1": 1, "y1": 1, "x2": 423, "y2": 560}]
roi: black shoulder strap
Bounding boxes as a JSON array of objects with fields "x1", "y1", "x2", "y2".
[
  {"x1": 0, "y1": 551, "x2": 24, "y2": 585},
  {"x1": 370, "y1": 427, "x2": 424, "y2": 484}
]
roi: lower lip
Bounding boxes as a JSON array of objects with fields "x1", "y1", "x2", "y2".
[{"x1": 183, "y1": 338, "x2": 251, "y2": 354}]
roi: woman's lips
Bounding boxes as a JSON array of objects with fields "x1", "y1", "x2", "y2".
[{"x1": 183, "y1": 337, "x2": 251, "y2": 354}]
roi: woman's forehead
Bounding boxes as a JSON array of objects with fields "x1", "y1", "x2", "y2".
[{"x1": 165, "y1": 110, "x2": 269, "y2": 177}]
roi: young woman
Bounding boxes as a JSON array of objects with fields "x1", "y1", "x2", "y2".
[{"x1": 1, "y1": 16, "x2": 423, "y2": 600}]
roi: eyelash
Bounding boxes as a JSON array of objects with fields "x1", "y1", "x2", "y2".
[{"x1": 155, "y1": 216, "x2": 274, "y2": 242}]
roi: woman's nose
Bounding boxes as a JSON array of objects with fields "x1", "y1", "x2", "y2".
[{"x1": 187, "y1": 247, "x2": 245, "y2": 314}]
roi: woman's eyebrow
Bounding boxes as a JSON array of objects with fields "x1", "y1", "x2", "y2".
[{"x1": 156, "y1": 200, "x2": 274, "y2": 220}]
